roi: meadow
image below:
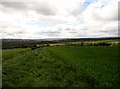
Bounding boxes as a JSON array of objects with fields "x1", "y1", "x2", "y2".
[{"x1": 2, "y1": 44, "x2": 119, "y2": 88}]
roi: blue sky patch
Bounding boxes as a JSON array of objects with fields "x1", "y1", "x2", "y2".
[
  {"x1": 84, "y1": 0, "x2": 95, "y2": 8},
  {"x1": 15, "y1": 19, "x2": 56, "y2": 28}
]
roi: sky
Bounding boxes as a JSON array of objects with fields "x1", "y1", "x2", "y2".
[{"x1": 0, "y1": 0, "x2": 119, "y2": 39}]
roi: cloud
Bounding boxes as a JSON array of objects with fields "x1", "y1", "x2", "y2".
[
  {"x1": 1, "y1": 2, "x2": 26, "y2": 10},
  {"x1": 31, "y1": 2, "x2": 57, "y2": 16},
  {"x1": 0, "y1": 0, "x2": 119, "y2": 39}
]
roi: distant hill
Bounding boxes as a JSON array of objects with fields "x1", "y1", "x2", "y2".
[{"x1": 1, "y1": 37, "x2": 120, "y2": 49}]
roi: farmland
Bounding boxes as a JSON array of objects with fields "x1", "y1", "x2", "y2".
[{"x1": 1, "y1": 38, "x2": 120, "y2": 88}]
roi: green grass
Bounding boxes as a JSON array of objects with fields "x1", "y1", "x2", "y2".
[
  {"x1": 2, "y1": 48, "x2": 77, "y2": 87},
  {"x1": 48, "y1": 46, "x2": 119, "y2": 87},
  {"x1": 2, "y1": 48, "x2": 30, "y2": 61},
  {"x1": 2, "y1": 46, "x2": 119, "y2": 88}
]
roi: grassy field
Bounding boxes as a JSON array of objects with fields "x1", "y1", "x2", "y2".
[
  {"x1": 2, "y1": 46, "x2": 119, "y2": 88},
  {"x1": 48, "y1": 46, "x2": 119, "y2": 87}
]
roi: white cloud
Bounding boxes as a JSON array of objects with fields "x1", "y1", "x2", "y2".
[{"x1": 0, "y1": 0, "x2": 119, "y2": 39}]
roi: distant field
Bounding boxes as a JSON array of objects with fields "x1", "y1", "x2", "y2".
[{"x1": 2, "y1": 46, "x2": 119, "y2": 88}]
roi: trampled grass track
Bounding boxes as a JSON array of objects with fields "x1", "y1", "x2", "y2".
[{"x1": 2, "y1": 46, "x2": 119, "y2": 88}]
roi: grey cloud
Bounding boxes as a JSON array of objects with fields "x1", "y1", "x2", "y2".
[
  {"x1": 14, "y1": 31, "x2": 24, "y2": 34},
  {"x1": 93, "y1": 12, "x2": 118, "y2": 21},
  {"x1": 32, "y1": 2, "x2": 57, "y2": 16},
  {"x1": 2, "y1": 30, "x2": 24, "y2": 35},
  {"x1": 68, "y1": 31, "x2": 77, "y2": 33},
  {"x1": 1, "y1": 2, "x2": 57, "y2": 16},
  {"x1": 75, "y1": 34, "x2": 88, "y2": 38},
  {"x1": 100, "y1": 30, "x2": 117, "y2": 34},
  {"x1": 1, "y1": 2, "x2": 26, "y2": 10},
  {"x1": 65, "y1": 28, "x2": 71, "y2": 30},
  {"x1": 35, "y1": 31, "x2": 60, "y2": 36},
  {"x1": 70, "y1": 6, "x2": 84, "y2": 16},
  {"x1": 1, "y1": 25, "x2": 7, "y2": 29},
  {"x1": 105, "y1": 30, "x2": 118, "y2": 35},
  {"x1": 2, "y1": 31, "x2": 23, "y2": 38},
  {"x1": 71, "y1": 10, "x2": 82, "y2": 16},
  {"x1": 65, "y1": 28, "x2": 77, "y2": 31},
  {"x1": 100, "y1": 31, "x2": 108, "y2": 33}
]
